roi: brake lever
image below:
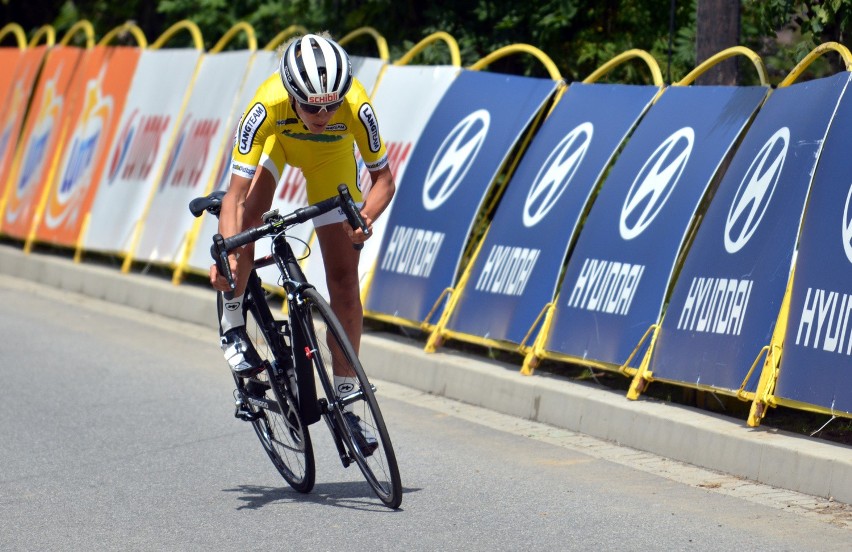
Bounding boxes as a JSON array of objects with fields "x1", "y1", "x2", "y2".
[
  {"x1": 212, "y1": 233, "x2": 236, "y2": 292},
  {"x1": 337, "y1": 184, "x2": 370, "y2": 251}
]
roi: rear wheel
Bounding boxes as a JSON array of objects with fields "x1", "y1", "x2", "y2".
[
  {"x1": 230, "y1": 283, "x2": 315, "y2": 493},
  {"x1": 297, "y1": 288, "x2": 402, "y2": 508}
]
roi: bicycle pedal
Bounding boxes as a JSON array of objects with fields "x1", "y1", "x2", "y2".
[{"x1": 234, "y1": 401, "x2": 263, "y2": 422}]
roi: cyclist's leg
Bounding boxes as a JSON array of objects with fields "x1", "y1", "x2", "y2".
[
  {"x1": 218, "y1": 137, "x2": 285, "y2": 375},
  {"x1": 314, "y1": 223, "x2": 362, "y2": 361},
  {"x1": 304, "y1": 150, "x2": 364, "y2": 365}
]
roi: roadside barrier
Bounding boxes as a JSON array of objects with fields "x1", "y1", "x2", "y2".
[{"x1": 1, "y1": 20, "x2": 850, "y2": 431}]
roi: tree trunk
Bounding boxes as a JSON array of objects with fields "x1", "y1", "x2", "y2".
[{"x1": 695, "y1": 0, "x2": 741, "y2": 85}]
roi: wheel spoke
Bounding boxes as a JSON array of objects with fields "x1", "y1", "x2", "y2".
[{"x1": 301, "y1": 288, "x2": 402, "y2": 508}]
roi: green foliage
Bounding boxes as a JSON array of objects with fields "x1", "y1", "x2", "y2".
[
  {"x1": 5, "y1": 0, "x2": 851, "y2": 83},
  {"x1": 743, "y1": 0, "x2": 852, "y2": 82}
]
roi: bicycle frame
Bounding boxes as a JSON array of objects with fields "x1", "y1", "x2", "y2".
[
  {"x1": 193, "y1": 184, "x2": 401, "y2": 507},
  {"x1": 255, "y1": 233, "x2": 357, "y2": 465}
]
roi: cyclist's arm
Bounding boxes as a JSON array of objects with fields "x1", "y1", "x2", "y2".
[
  {"x1": 363, "y1": 164, "x2": 395, "y2": 224},
  {"x1": 209, "y1": 172, "x2": 252, "y2": 292},
  {"x1": 220, "y1": 97, "x2": 280, "y2": 244},
  {"x1": 345, "y1": 164, "x2": 395, "y2": 243},
  {"x1": 219, "y1": 173, "x2": 251, "y2": 239}
]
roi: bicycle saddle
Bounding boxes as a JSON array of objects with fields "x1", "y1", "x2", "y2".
[{"x1": 189, "y1": 190, "x2": 226, "y2": 218}]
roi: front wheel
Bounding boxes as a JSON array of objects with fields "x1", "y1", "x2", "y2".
[
  {"x1": 297, "y1": 288, "x2": 402, "y2": 509},
  {"x1": 238, "y1": 284, "x2": 316, "y2": 493}
]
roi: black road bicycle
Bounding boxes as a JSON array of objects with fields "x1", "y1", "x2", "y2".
[{"x1": 189, "y1": 184, "x2": 402, "y2": 509}]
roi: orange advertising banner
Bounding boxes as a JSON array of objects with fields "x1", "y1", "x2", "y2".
[
  {"x1": 0, "y1": 46, "x2": 84, "y2": 238},
  {"x1": 0, "y1": 47, "x2": 24, "y2": 123},
  {"x1": 35, "y1": 46, "x2": 142, "y2": 246},
  {"x1": 0, "y1": 45, "x2": 48, "y2": 205}
]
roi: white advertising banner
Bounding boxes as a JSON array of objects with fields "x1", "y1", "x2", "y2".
[
  {"x1": 83, "y1": 48, "x2": 202, "y2": 254},
  {"x1": 302, "y1": 64, "x2": 460, "y2": 300},
  {"x1": 133, "y1": 50, "x2": 253, "y2": 265},
  {"x1": 351, "y1": 55, "x2": 385, "y2": 95},
  {"x1": 184, "y1": 51, "x2": 281, "y2": 280}
]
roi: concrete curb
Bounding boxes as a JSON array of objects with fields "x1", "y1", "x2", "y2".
[{"x1": 3, "y1": 243, "x2": 851, "y2": 503}]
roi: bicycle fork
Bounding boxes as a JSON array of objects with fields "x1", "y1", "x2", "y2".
[
  {"x1": 319, "y1": 399, "x2": 354, "y2": 468},
  {"x1": 317, "y1": 382, "x2": 377, "y2": 468}
]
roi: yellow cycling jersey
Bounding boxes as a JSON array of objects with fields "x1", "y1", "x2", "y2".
[{"x1": 230, "y1": 73, "x2": 388, "y2": 205}]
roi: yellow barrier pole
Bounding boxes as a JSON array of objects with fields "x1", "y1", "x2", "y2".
[
  {"x1": 743, "y1": 243, "x2": 799, "y2": 427},
  {"x1": 171, "y1": 22, "x2": 258, "y2": 286},
  {"x1": 22, "y1": 21, "x2": 96, "y2": 254},
  {"x1": 0, "y1": 23, "x2": 27, "y2": 48},
  {"x1": 28, "y1": 25, "x2": 56, "y2": 48},
  {"x1": 583, "y1": 48, "x2": 664, "y2": 86},
  {"x1": 148, "y1": 19, "x2": 204, "y2": 51},
  {"x1": 210, "y1": 21, "x2": 257, "y2": 53},
  {"x1": 674, "y1": 46, "x2": 767, "y2": 87},
  {"x1": 520, "y1": 303, "x2": 556, "y2": 376},
  {"x1": 394, "y1": 31, "x2": 461, "y2": 67},
  {"x1": 57, "y1": 20, "x2": 95, "y2": 48},
  {"x1": 263, "y1": 25, "x2": 309, "y2": 51},
  {"x1": 121, "y1": 19, "x2": 205, "y2": 274},
  {"x1": 341, "y1": 26, "x2": 393, "y2": 94},
  {"x1": 97, "y1": 21, "x2": 148, "y2": 48},
  {"x1": 625, "y1": 325, "x2": 660, "y2": 399},
  {"x1": 777, "y1": 41, "x2": 852, "y2": 88},
  {"x1": 468, "y1": 43, "x2": 562, "y2": 81},
  {"x1": 339, "y1": 26, "x2": 390, "y2": 61}
]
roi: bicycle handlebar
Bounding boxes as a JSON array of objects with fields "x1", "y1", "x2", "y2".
[{"x1": 210, "y1": 184, "x2": 369, "y2": 291}]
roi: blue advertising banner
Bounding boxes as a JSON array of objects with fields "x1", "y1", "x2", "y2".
[
  {"x1": 544, "y1": 85, "x2": 768, "y2": 365},
  {"x1": 774, "y1": 81, "x2": 852, "y2": 414},
  {"x1": 444, "y1": 83, "x2": 658, "y2": 344},
  {"x1": 365, "y1": 70, "x2": 557, "y2": 324},
  {"x1": 649, "y1": 72, "x2": 852, "y2": 392}
]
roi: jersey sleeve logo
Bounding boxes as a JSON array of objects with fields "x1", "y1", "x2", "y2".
[
  {"x1": 238, "y1": 102, "x2": 267, "y2": 155},
  {"x1": 358, "y1": 103, "x2": 381, "y2": 153}
]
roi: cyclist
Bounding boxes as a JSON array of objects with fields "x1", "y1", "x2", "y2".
[{"x1": 209, "y1": 33, "x2": 394, "y2": 447}]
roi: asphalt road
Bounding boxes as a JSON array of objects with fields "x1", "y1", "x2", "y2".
[{"x1": 1, "y1": 275, "x2": 850, "y2": 551}]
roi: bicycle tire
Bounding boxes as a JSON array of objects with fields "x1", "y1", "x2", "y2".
[
  {"x1": 295, "y1": 288, "x2": 402, "y2": 508},
  {"x1": 231, "y1": 284, "x2": 316, "y2": 493}
]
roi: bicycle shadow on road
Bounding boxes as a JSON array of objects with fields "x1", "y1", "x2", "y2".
[{"x1": 223, "y1": 483, "x2": 420, "y2": 511}]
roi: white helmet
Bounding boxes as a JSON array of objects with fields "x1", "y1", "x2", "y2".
[{"x1": 279, "y1": 34, "x2": 352, "y2": 106}]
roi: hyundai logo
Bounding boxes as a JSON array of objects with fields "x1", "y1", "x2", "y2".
[
  {"x1": 843, "y1": 183, "x2": 852, "y2": 264},
  {"x1": 523, "y1": 122, "x2": 593, "y2": 227},
  {"x1": 724, "y1": 127, "x2": 789, "y2": 254},
  {"x1": 620, "y1": 127, "x2": 694, "y2": 240},
  {"x1": 422, "y1": 109, "x2": 490, "y2": 211}
]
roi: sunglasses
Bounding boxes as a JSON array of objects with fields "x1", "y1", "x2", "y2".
[{"x1": 296, "y1": 99, "x2": 344, "y2": 114}]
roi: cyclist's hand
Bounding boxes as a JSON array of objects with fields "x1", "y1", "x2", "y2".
[
  {"x1": 209, "y1": 253, "x2": 239, "y2": 292},
  {"x1": 343, "y1": 214, "x2": 373, "y2": 245}
]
